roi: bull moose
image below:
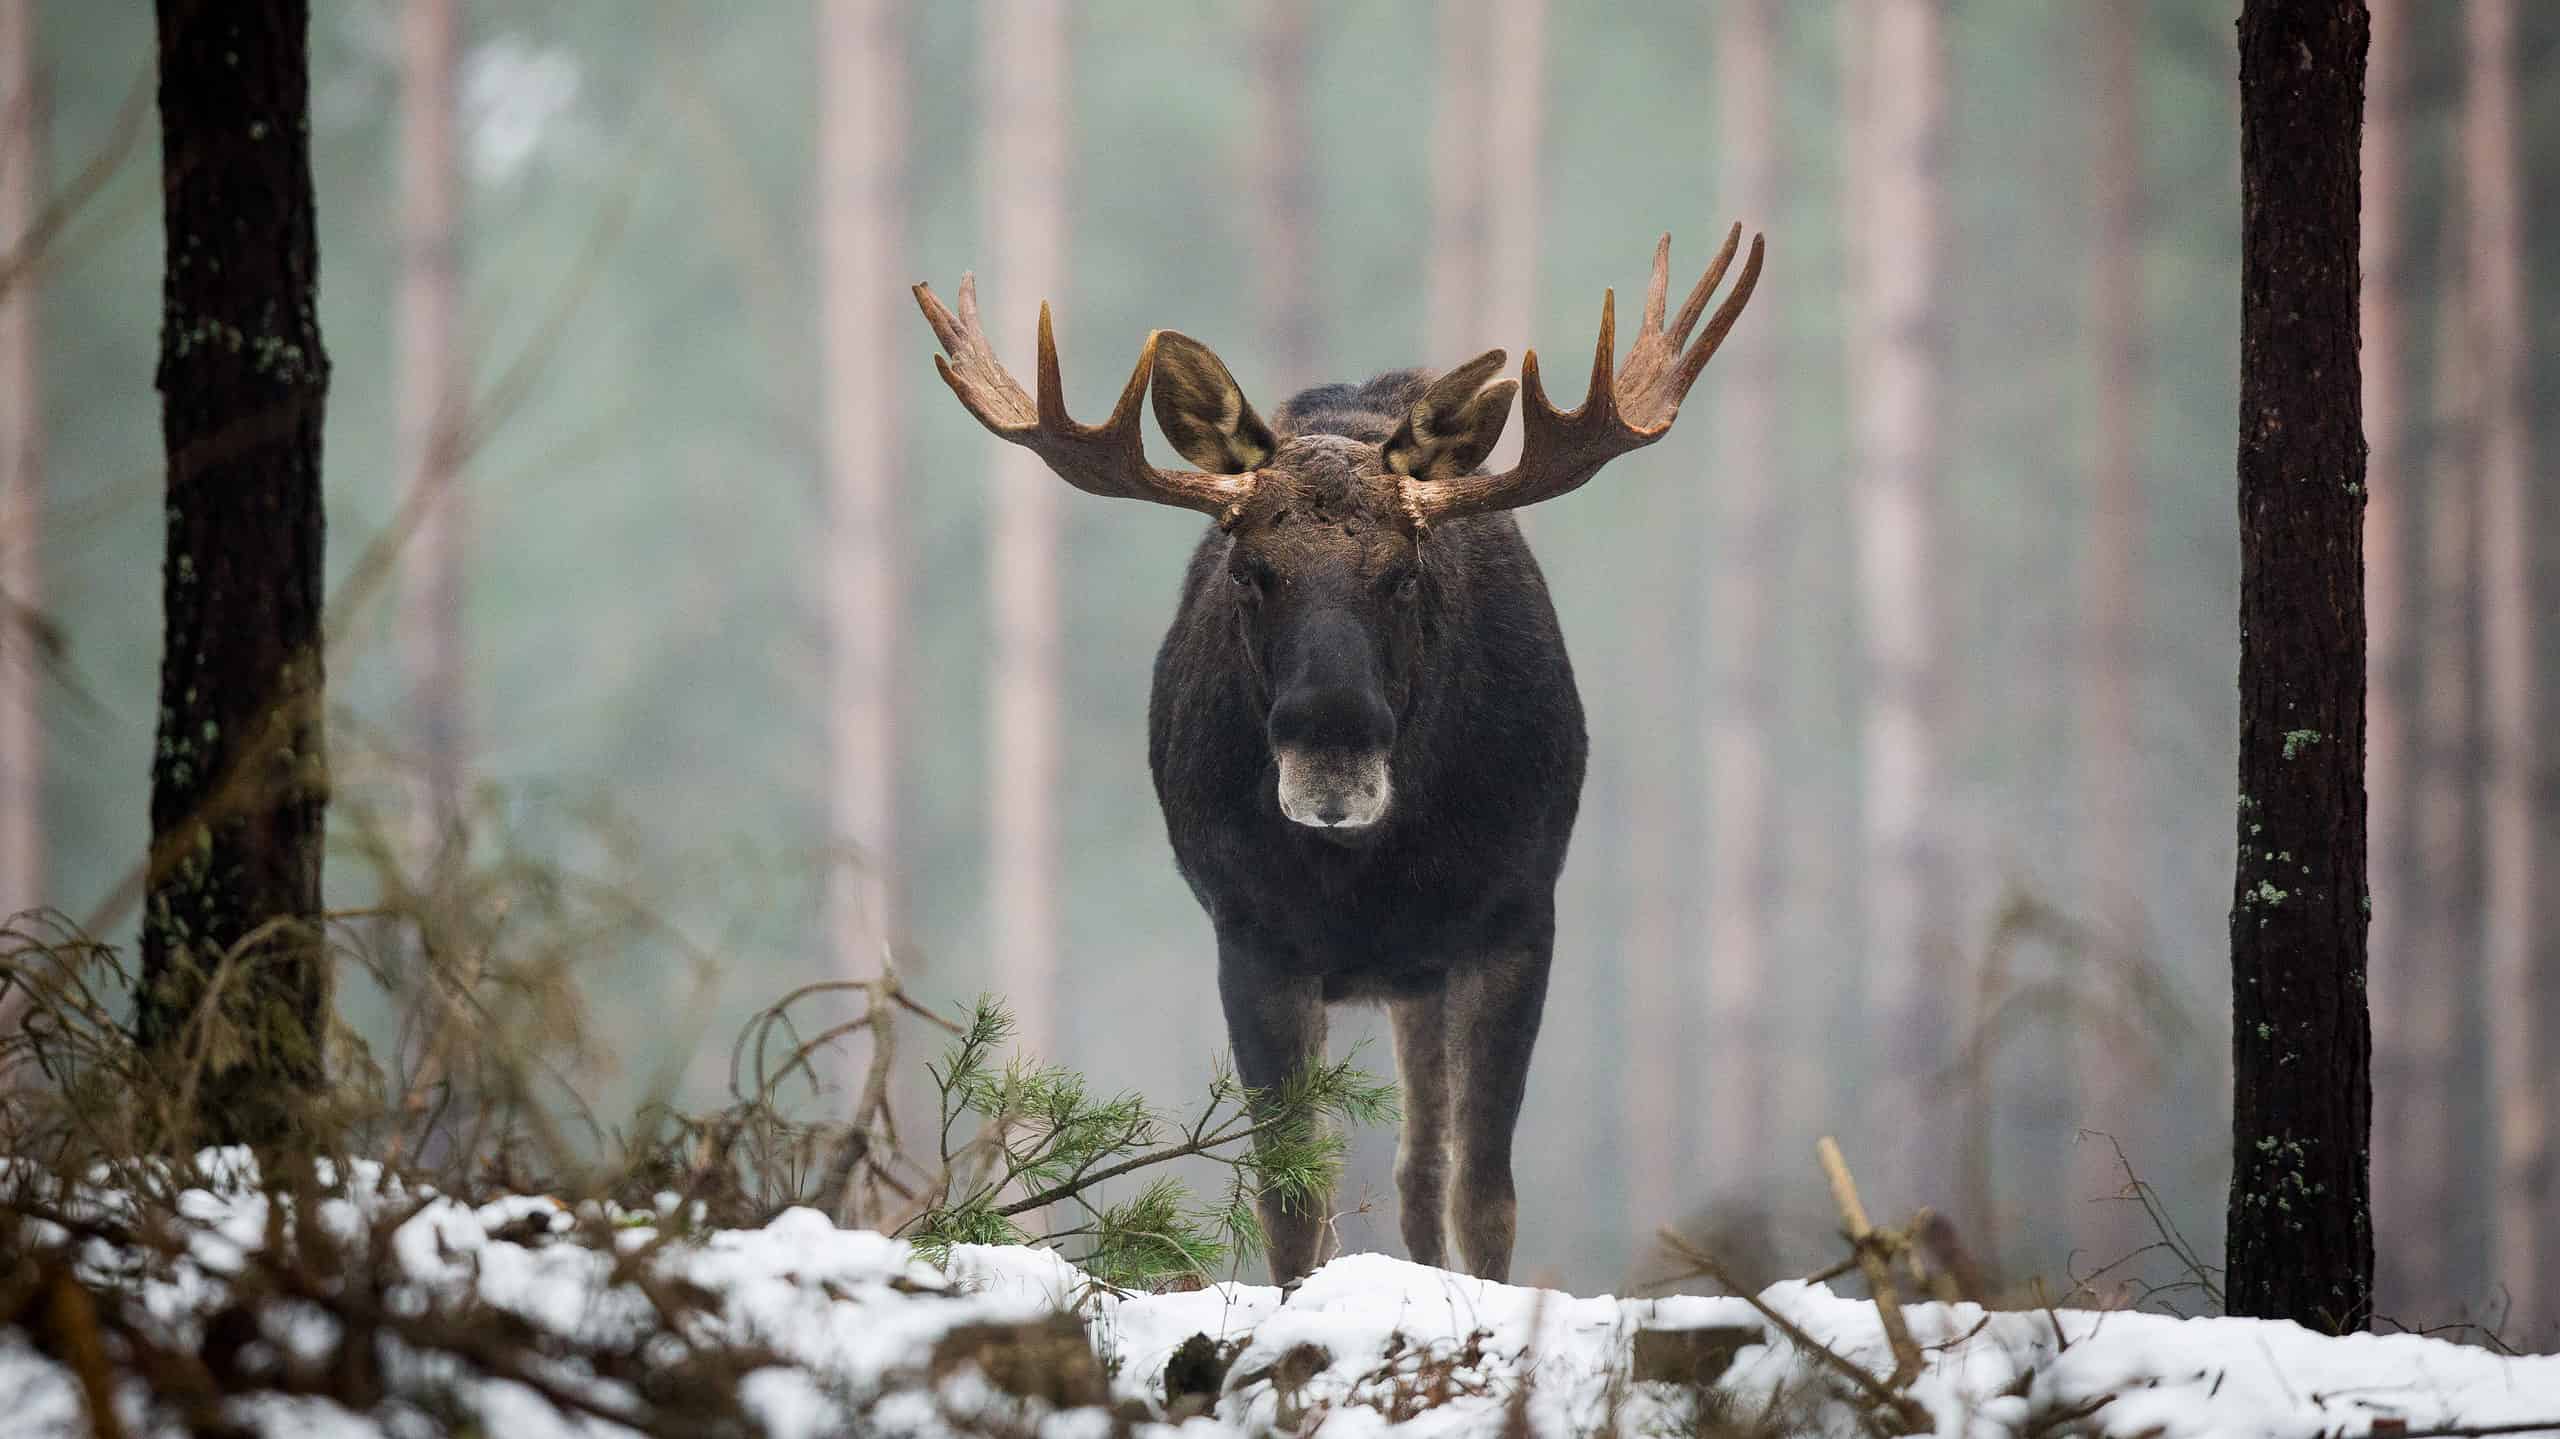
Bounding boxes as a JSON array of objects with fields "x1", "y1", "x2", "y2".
[{"x1": 914, "y1": 227, "x2": 1764, "y2": 1283}]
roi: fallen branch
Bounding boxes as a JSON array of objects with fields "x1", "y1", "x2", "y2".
[
  {"x1": 1818, "y1": 1136, "x2": 1924, "y2": 1388},
  {"x1": 1657, "y1": 1230, "x2": 1932, "y2": 1436}
]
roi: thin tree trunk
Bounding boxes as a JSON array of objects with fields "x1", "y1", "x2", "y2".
[
  {"x1": 1422, "y1": 0, "x2": 1488, "y2": 367},
  {"x1": 2407, "y1": 249, "x2": 2481, "y2": 1326},
  {"x1": 2358, "y1": 0, "x2": 2428, "y2": 1322},
  {"x1": 818, "y1": 0, "x2": 907, "y2": 990},
  {"x1": 1425, "y1": 0, "x2": 1542, "y2": 458},
  {"x1": 1248, "y1": 0, "x2": 1315, "y2": 390},
  {"x1": 136, "y1": 0, "x2": 334, "y2": 1147},
  {"x1": 1624, "y1": 608, "x2": 1680, "y2": 1236},
  {"x1": 0, "y1": 0, "x2": 42, "y2": 933},
  {"x1": 1702, "y1": 0, "x2": 1779, "y2": 1199},
  {"x1": 982, "y1": 0, "x2": 1066, "y2": 1055},
  {"x1": 2462, "y1": 0, "x2": 2544, "y2": 1335},
  {"x1": 2225, "y1": 0, "x2": 2371, "y2": 1332},
  {"x1": 2072, "y1": 0, "x2": 2148, "y2": 1272},
  {"x1": 1479, "y1": 0, "x2": 1543, "y2": 357},
  {"x1": 1609, "y1": 0, "x2": 1681, "y2": 1235},
  {"x1": 396, "y1": 0, "x2": 464, "y2": 862},
  {"x1": 1849, "y1": 0, "x2": 1954, "y2": 1215}
]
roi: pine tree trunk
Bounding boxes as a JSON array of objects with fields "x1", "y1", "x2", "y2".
[
  {"x1": 2462, "y1": 0, "x2": 2545, "y2": 1334},
  {"x1": 1422, "y1": 0, "x2": 1488, "y2": 367},
  {"x1": 1424, "y1": 0, "x2": 1542, "y2": 465},
  {"x1": 1623, "y1": 606, "x2": 1680, "y2": 1235},
  {"x1": 1248, "y1": 0, "x2": 1315, "y2": 391},
  {"x1": 2072, "y1": 0, "x2": 2148, "y2": 1273},
  {"x1": 1608, "y1": 0, "x2": 1682, "y2": 1236},
  {"x1": 396, "y1": 0, "x2": 464, "y2": 862},
  {"x1": 1849, "y1": 0, "x2": 1954, "y2": 1215},
  {"x1": 0, "y1": 0, "x2": 43, "y2": 932},
  {"x1": 1702, "y1": 0, "x2": 1779, "y2": 1199},
  {"x1": 818, "y1": 0, "x2": 907, "y2": 987},
  {"x1": 982, "y1": 0, "x2": 1066, "y2": 1055},
  {"x1": 1478, "y1": 0, "x2": 1543, "y2": 360},
  {"x1": 2406, "y1": 251, "x2": 2482, "y2": 1324},
  {"x1": 2358, "y1": 0, "x2": 2428, "y2": 1322},
  {"x1": 136, "y1": 0, "x2": 334, "y2": 1147},
  {"x1": 2225, "y1": 0, "x2": 2371, "y2": 1332}
]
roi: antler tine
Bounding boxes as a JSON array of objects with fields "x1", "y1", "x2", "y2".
[
  {"x1": 1587, "y1": 287, "x2": 1619, "y2": 423},
  {"x1": 1641, "y1": 233, "x2": 1673, "y2": 336},
  {"x1": 1668, "y1": 223, "x2": 1743, "y2": 350},
  {"x1": 1033, "y1": 303, "x2": 1071, "y2": 430},
  {"x1": 1521, "y1": 284, "x2": 1618, "y2": 428},
  {"x1": 1676, "y1": 231, "x2": 1764, "y2": 393},
  {"x1": 915, "y1": 274, "x2": 967, "y2": 355}
]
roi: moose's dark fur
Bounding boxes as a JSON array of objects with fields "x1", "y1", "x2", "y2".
[{"x1": 1147, "y1": 370, "x2": 1587, "y2": 1282}]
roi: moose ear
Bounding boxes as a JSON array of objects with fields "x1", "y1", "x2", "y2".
[
  {"x1": 1382, "y1": 351, "x2": 1517, "y2": 482},
  {"x1": 1151, "y1": 332, "x2": 1277, "y2": 475}
]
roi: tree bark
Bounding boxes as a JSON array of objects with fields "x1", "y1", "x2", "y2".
[
  {"x1": 0, "y1": 0, "x2": 43, "y2": 932},
  {"x1": 982, "y1": 0, "x2": 1066, "y2": 1056},
  {"x1": 1701, "y1": 0, "x2": 1780, "y2": 1200},
  {"x1": 818, "y1": 0, "x2": 907, "y2": 990},
  {"x1": 2357, "y1": 0, "x2": 2431, "y2": 1323},
  {"x1": 2225, "y1": 0, "x2": 2371, "y2": 1332},
  {"x1": 136, "y1": 0, "x2": 334, "y2": 1147},
  {"x1": 1248, "y1": 0, "x2": 1316, "y2": 391},
  {"x1": 2461, "y1": 0, "x2": 2545, "y2": 1334},
  {"x1": 2072, "y1": 0, "x2": 2149, "y2": 1273},
  {"x1": 1848, "y1": 0, "x2": 1954, "y2": 1216},
  {"x1": 396, "y1": 0, "x2": 465, "y2": 862}
]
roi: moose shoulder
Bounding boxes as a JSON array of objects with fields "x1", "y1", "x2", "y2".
[{"x1": 915, "y1": 228, "x2": 1764, "y2": 1283}]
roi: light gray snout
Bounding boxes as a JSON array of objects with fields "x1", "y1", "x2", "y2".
[{"x1": 1274, "y1": 746, "x2": 1392, "y2": 830}]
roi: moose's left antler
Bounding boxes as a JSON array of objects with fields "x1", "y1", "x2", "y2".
[
  {"x1": 1400, "y1": 225, "x2": 1765, "y2": 526},
  {"x1": 913, "y1": 273, "x2": 1258, "y2": 521}
]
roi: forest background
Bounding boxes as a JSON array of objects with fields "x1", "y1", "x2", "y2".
[{"x1": 5, "y1": 0, "x2": 2555, "y2": 1338}]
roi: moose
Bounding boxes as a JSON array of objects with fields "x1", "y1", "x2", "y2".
[{"x1": 915, "y1": 227, "x2": 1763, "y2": 1283}]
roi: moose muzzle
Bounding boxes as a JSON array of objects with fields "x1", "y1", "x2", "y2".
[{"x1": 1266, "y1": 627, "x2": 1396, "y2": 832}]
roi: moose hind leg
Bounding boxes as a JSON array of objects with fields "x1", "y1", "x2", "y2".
[
  {"x1": 1450, "y1": 947, "x2": 1552, "y2": 1281},
  {"x1": 1390, "y1": 989, "x2": 1454, "y2": 1269},
  {"x1": 1218, "y1": 954, "x2": 1329, "y2": 1283}
]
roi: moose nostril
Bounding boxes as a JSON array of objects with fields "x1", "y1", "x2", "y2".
[
  {"x1": 1314, "y1": 800, "x2": 1349, "y2": 825},
  {"x1": 1268, "y1": 687, "x2": 1395, "y2": 754}
]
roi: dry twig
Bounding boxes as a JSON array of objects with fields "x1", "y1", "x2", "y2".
[{"x1": 1818, "y1": 1136, "x2": 1924, "y2": 1388}]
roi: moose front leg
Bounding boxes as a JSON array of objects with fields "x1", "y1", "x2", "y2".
[
  {"x1": 1217, "y1": 945, "x2": 1329, "y2": 1283},
  {"x1": 1390, "y1": 989, "x2": 1454, "y2": 1269},
  {"x1": 1449, "y1": 946, "x2": 1552, "y2": 1281}
]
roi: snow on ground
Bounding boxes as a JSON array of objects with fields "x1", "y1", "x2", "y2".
[{"x1": 3, "y1": 1162, "x2": 2556, "y2": 1437}]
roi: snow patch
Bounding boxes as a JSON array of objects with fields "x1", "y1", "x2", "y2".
[{"x1": 2, "y1": 1159, "x2": 2555, "y2": 1436}]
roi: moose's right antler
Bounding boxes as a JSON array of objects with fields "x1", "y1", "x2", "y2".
[
  {"x1": 1399, "y1": 225, "x2": 1765, "y2": 527},
  {"x1": 913, "y1": 273, "x2": 1257, "y2": 523}
]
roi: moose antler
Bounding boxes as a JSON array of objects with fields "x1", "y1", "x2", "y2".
[
  {"x1": 913, "y1": 274, "x2": 1257, "y2": 522},
  {"x1": 1401, "y1": 225, "x2": 1765, "y2": 527}
]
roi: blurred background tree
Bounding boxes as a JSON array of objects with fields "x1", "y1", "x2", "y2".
[
  {"x1": 0, "y1": 0, "x2": 42, "y2": 951},
  {"x1": 5, "y1": 0, "x2": 2554, "y2": 1340}
]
